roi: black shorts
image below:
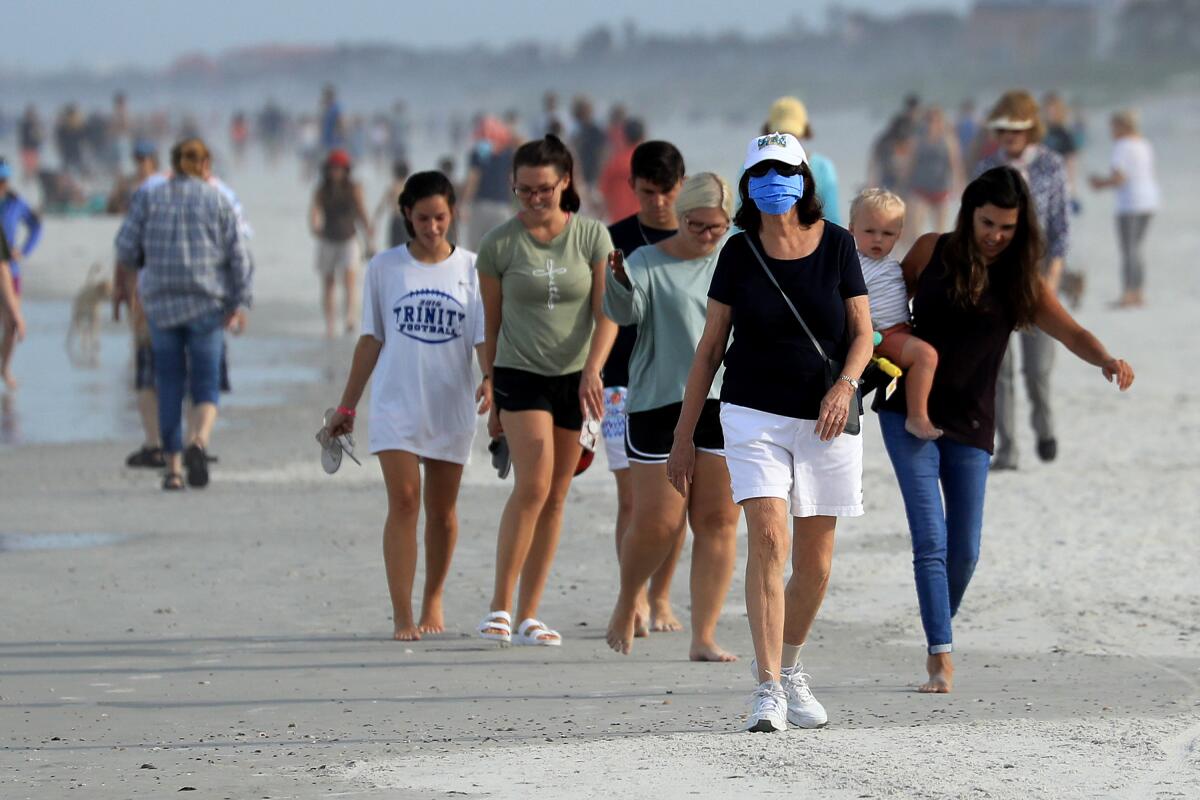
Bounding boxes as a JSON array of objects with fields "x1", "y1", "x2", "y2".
[
  {"x1": 626, "y1": 399, "x2": 724, "y2": 464},
  {"x1": 493, "y1": 367, "x2": 583, "y2": 431}
]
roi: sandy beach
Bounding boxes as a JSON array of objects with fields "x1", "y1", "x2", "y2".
[{"x1": 2, "y1": 98, "x2": 1199, "y2": 799}]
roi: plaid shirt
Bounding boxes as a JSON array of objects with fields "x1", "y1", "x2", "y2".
[
  {"x1": 115, "y1": 175, "x2": 252, "y2": 327},
  {"x1": 976, "y1": 144, "x2": 1070, "y2": 264}
]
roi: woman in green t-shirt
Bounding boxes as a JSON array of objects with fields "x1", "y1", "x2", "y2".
[{"x1": 475, "y1": 135, "x2": 617, "y2": 646}]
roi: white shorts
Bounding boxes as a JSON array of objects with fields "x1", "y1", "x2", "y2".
[
  {"x1": 315, "y1": 238, "x2": 361, "y2": 276},
  {"x1": 602, "y1": 386, "x2": 629, "y2": 472},
  {"x1": 719, "y1": 403, "x2": 864, "y2": 518}
]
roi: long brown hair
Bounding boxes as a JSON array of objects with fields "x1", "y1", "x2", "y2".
[{"x1": 941, "y1": 166, "x2": 1043, "y2": 327}]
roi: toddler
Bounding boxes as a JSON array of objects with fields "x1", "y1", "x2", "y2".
[{"x1": 849, "y1": 188, "x2": 942, "y2": 440}]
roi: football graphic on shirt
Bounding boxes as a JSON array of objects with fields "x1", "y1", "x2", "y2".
[{"x1": 392, "y1": 289, "x2": 467, "y2": 344}]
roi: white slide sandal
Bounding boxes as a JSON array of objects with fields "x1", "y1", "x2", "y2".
[
  {"x1": 514, "y1": 618, "x2": 562, "y2": 647},
  {"x1": 477, "y1": 610, "x2": 513, "y2": 644}
]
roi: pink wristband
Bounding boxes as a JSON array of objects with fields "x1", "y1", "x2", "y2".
[{"x1": 336, "y1": 406, "x2": 356, "y2": 418}]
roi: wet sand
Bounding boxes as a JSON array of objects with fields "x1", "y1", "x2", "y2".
[{"x1": 2, "y1": 99, "x2": 1199, "y2": 798}]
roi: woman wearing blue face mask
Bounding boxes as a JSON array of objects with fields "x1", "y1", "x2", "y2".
[{"x1": 667, "y1": 133, "x2": 874, "y2": 733}]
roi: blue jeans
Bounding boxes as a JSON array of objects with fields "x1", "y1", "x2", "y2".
[
  {"x1": 149, "y1": 311, "x2": 225, "y2": 454},
  {"x1": 878, "y1": 411, "x2": 990, "y2": 654}
]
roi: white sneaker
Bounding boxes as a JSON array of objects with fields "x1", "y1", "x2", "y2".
[
  {"x1": 749, "y1": 660, "x2": 828, "y2": 729},
  {"x1": 781, "y1": 666, "x2": 827, "y2": 728},
  {"x1": 745, "y1": 681, "x2": 788, "y2": 733}
]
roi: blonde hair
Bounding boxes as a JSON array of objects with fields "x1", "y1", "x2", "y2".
[
  {"x1": 987, "y1": 90, "x2": 1045, "y2": 143},
  {"x1": 1111, "y1": 109, "x2": 1140, "y2": 134},
  {"x1": 675, "y1": 172, "x2": 733, "y2": 221},
  {"x1": 849, "y1": 187, "x2": 906, "y2": 226}
]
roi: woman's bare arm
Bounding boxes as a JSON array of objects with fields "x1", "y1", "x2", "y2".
[
  {"x1": 666, "y1": 300, "x2": 732, "y2": 495},
  {"x1": 1034, "y1": 281, "x2": 1134, "y2": 390},
  {"x1": 900, "y1": 232, "x2": 940, "y2": 294}
]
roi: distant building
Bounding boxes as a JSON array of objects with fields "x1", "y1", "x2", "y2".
[{"x1": 966, "y1": 0, "x2": 1103, "y2": 65}]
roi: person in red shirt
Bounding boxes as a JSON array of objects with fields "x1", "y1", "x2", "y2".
[{"x1": 598, "y1": 119, "x2": 645, "y2": 224}]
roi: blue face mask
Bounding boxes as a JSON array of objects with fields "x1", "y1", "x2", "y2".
[{"x1": 747, "y1": 169, "x2": 805, "y2": 215}]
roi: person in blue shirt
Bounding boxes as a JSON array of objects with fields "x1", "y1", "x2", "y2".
[
  {"x1": 319, "y1": 85, "x2": 345, "y2": 152},
  {"x1": 762, "y1": 97, "x2": 841, "y2": 226},
  {"x1": 0, "y1": 158, "x2": 41, "y2": 389}
]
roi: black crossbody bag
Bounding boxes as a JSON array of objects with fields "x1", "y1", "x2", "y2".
[{"x1": 745, "y1": 237, "x2": 862, "y2": 436}]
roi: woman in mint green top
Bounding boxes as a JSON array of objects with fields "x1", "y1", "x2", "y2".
[
  {"x1": 475, "y1": 135, "x2": 618, "y2": 648},
  {"x1": 603, "y1": 232, "x2": 725, "y2": 413},
  {"x1": 602, "y1": 173, "x2": 742, "y2": 663}
]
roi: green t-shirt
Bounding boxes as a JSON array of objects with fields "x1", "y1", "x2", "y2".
[
  {"x1": 476, "y1": 214, "x2": 613, "y2": 376},
  {"x1": 602, "y1": 241, "x2": 725, "y2": 413}
]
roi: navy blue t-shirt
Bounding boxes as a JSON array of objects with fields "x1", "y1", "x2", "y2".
[{"x1": 708, "y1": 224, "x2": 866, "y2": 420}]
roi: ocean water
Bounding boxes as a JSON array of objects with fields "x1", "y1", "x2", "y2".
[{"x1": 0, "y1": 300, "x2": 320, "y2": 446}]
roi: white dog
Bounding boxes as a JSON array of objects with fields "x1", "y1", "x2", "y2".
[{"x1": 66, "y1": 263, "x2": 112, "y2": 367}]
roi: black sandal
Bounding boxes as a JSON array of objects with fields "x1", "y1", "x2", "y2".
[
  {"x1": 184, "y1": 443, "x2": 209, "y2": 488},
  {"x1": 126, "y1": 446, "x2": 166, "y2": 468},
  {"x1": 162, "y1": 472, "x2": 185, "y2": 491}
]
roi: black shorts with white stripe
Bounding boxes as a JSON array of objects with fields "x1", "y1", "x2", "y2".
[{"x1": 625, "y1": 398, "x2": 724, "y2": 464}]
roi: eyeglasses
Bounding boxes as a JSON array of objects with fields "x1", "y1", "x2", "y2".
[
  {"x1": 684, "y1": 217, "x2": 730, "y2": 237},
  {"x1": 513, "y1": 183, "x2": 559, "y2": 200},
  {"x1": 746, "y1": 161, "x2": 803, "y2": 178}
]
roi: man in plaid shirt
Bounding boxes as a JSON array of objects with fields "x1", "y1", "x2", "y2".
[{"x1": 114, "y1": 138, "x2": 252, "y2": 491}]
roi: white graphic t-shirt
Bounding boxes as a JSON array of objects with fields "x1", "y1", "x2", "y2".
[{"x1": 361, "y1": 245, "x2": 485, "y2": 462}]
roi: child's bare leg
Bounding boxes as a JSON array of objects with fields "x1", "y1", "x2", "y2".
[{"x1": 897, "y1": 336, "x2": 943, "y2": 440}]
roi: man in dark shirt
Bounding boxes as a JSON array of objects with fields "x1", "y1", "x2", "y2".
[
  {"x1": 571, "y1": 96, "x2": 609, "y2": 214},
  {"x1": 602, "y1": 139, "x2": 686, "y2": 634}
]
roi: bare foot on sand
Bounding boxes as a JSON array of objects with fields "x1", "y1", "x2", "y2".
[
  {"x1": 905, "y1": 417, "x2": 944, "y2": 441},
  {"x1": 393, "y1": 624, "x2": 422, "y2": 642},
  {"x1": 649, "y1": 598, "x2": 683, "y2": 633},
  {"x1": 606, "y1": 598, "x2": 638, "y2": 655},
  {"x1": 689, "y1": 641, "x2": 737, "y2": 662},
  {"x1": 633, "y1": 609, "x2": 650, "y2": 639},
  {"x1": 417, "y1": 608, "x2": 444, "y2": 635},
  {"x1": 918, "y1": 653, "x2": 954, "y2": 693}
]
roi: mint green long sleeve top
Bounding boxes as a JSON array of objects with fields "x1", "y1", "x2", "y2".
[{"x1": 602, "y1": 243, "x2": 725, "y2": 414}]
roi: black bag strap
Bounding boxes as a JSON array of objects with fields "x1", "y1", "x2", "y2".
[{"x1": 744, "y1": 235, "x2": 832, "y2": 366}]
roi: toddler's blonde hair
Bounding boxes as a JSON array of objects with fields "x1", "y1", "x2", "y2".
[{"x1": 849, "y1": 187, "x2": 906, "y2": 227}]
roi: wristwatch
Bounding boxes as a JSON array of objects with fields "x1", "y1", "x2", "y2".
[{"x1": 839, "y1": 374, "x2": 860, "y2": 390}]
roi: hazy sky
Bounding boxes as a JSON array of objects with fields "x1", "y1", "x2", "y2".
[{"x1": 4, "y1": 0, "x2": 970, "y2": 72}]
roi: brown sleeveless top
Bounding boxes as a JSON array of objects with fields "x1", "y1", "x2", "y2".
[{"x1": 318, "y1": 180, "x2": 358, "y2": 242}]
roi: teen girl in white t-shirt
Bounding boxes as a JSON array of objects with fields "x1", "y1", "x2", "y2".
[{"x1": 326, "y1": 171, "x2": 490, "y2": 641}]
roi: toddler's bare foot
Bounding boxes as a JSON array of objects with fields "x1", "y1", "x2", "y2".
[
  {"x1": 918, "y1": 653, "x2": 954, "y2": 693},
  {"x1": 905, "y1": 417, "x2": 944, "y2": 441},
  {"x1": 649, "y1": 598, "x2": 683, "y2": 633},
  {"x1": 2, "y1": 370, "x2": 17, "y2": 391},
  {"x1": 689, "y1": 641, "x2": 737, "y2": 662},
  {"x1": 606, "y1": 598, "x2": 638, "y2": 655},
  {"x1": 393, "y1": 624, "x2": 422, "y2": 642}
]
